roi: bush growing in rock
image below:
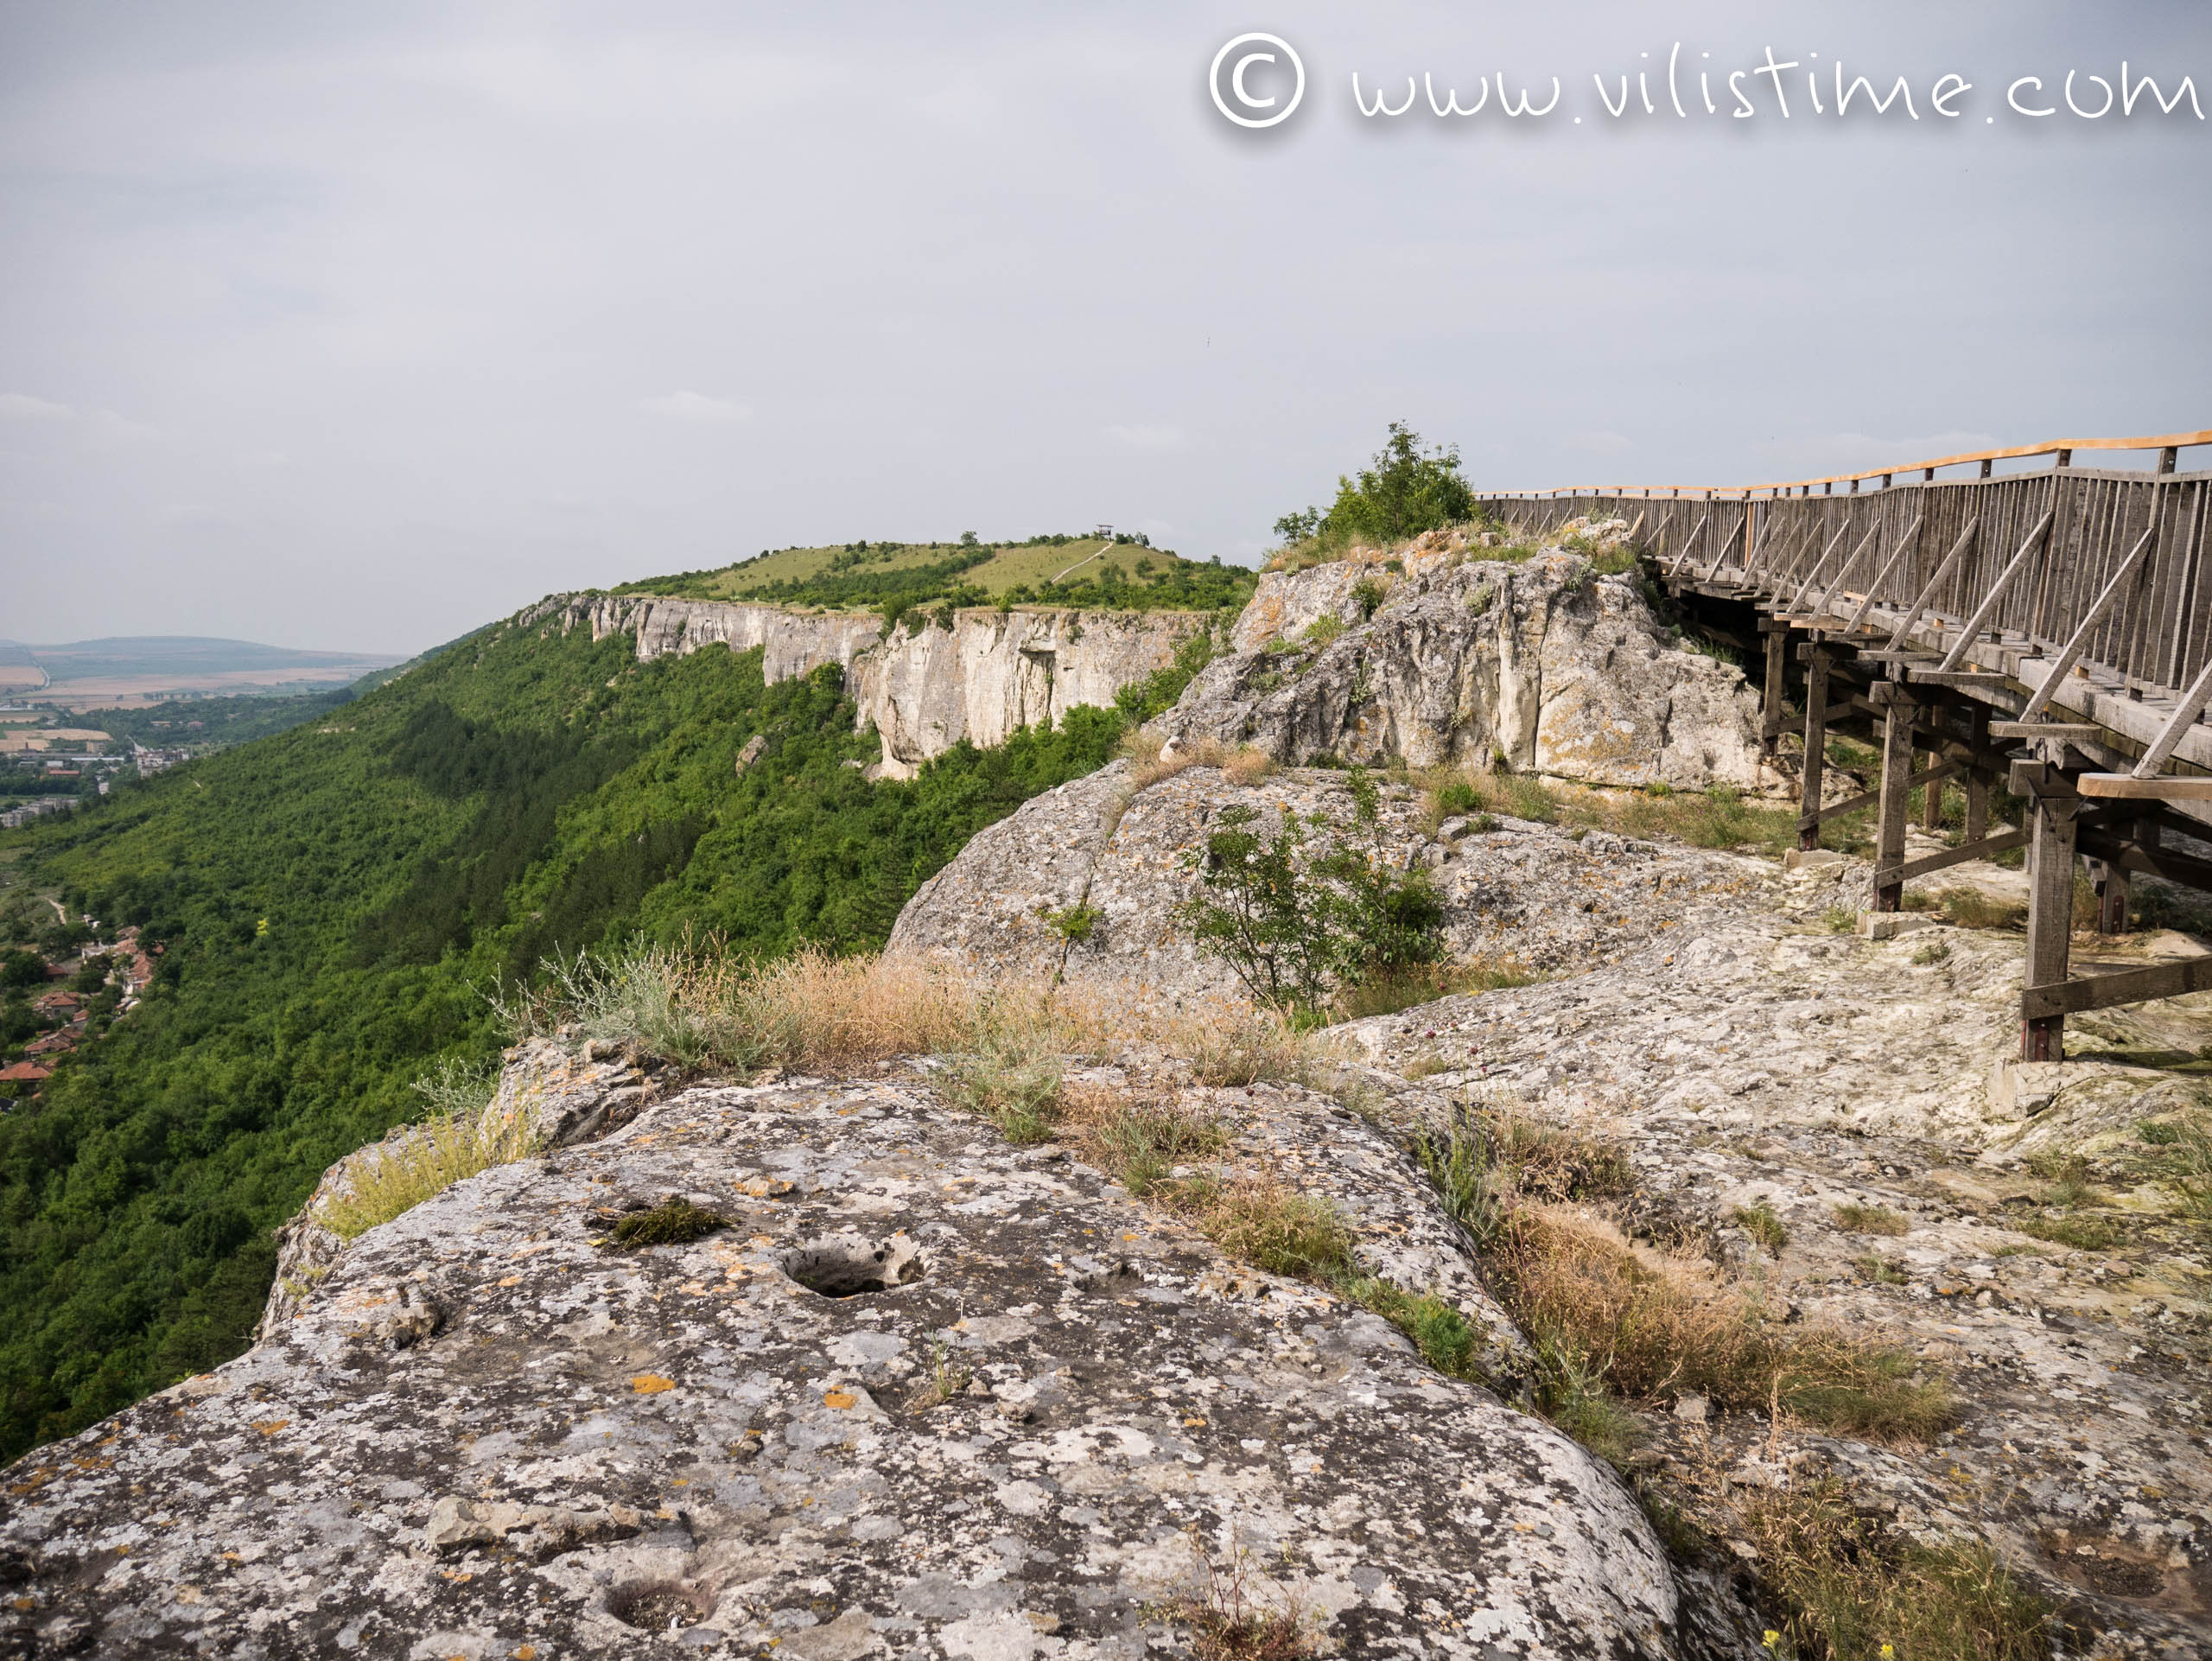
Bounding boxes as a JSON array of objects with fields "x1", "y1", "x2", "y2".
[{"x1": 1175, "y1": 771, "x2": 1443, "y2": 1016}]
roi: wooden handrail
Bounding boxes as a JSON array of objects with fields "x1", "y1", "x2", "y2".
[{"x1": 1481, "y1": 428, "x2": 2211, "y2": 500}]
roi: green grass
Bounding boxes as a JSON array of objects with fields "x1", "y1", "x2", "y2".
[
  {"x1": 613, "y1": 537, "x2": 1257, "y2": 614},
  {"x1": 1734, "y1": 1200, "x2": 1790, "y2": 1254},
  {"x1": 2012, "y1": 1212, "x2": 2121, "y2": 1251},
  {"x1": 1833, "y1": 1203, "x2": 1910, "y2": 1237}
]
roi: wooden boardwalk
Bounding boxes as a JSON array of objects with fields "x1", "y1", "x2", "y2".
[{"x1": 1479, "y1": 430, "x2": 2212, "y2": 1060}]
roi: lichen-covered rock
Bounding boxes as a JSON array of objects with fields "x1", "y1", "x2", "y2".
[
  {"x1": 3, "y1": 1073, "x2": 1688, "y2": 1660},
  {"x1": 1170, "y1": 551, "x2": 1769, "y2": 791},
  {"x1": 889, "y1": 762, "x2": 1766, "y2": 1009},
  {"x1": 258, "y1": 1039, "x2": 658, "y2": 1339},
  {"x1": 1342, "y1": 856, "x2": 2212, "y2": 1656}
]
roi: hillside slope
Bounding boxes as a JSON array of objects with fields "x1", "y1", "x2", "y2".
[{"x1": 0, "y1": 605, "x2": 1171, "y2": 1461}]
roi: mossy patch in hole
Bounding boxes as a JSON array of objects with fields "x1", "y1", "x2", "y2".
[{"x1": 611, "y1": 1197, "x2": 728, "y2": 1247}]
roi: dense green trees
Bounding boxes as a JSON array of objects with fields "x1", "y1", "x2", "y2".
[
  {"x1": 1274, "y1": 422, "x2": 1478, "y2": 552},
  {"x1": 0, "y1": 610, "x2": 1194, "y2": 1461}
]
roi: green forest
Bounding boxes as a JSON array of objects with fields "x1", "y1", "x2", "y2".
[{"x1": 0, "y1": 607, "x2": 1215, "y2": 1462}]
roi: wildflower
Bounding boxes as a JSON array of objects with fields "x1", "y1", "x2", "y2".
[
  {"x1": 1762, "y1": 1636, "x2": 1781, "y2": 1653},
  {"x1": 1880, "y1": 1649, "x2": 1894, "y2": 1660}
]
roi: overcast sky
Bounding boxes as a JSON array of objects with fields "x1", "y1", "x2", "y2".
[{"x1": 3, "y1": 2, "x2": 2207, "y2": 653}]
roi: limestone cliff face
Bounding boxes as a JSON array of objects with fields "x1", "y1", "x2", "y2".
[
  {"x1": 552, "y1": 594, "x2": 1204, "y2": 778},
  {"x1": 1172, "y1": 540, "x2": 1770, "y2": 791}
]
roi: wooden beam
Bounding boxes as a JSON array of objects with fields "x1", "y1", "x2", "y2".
[
  {"x1": 2023, "y1": 953, "x2": 2212, "y2": 1021},
  {"x1": 1989, "y1": 722, "x2": 2102, "y2": 739},
  {"x1": 1873, "y1": 684, "x2": 1919, "y2": 911},
  {"x1": 1935, "y1": 507, "x2": 2056, "y2": 672},
  {"x1": 1904, "y1": 670, "x2": 2013, "y2": 689},
  {"x1": 1884, "y1": 518, "x2": 1980, "y2": 650},
  {"x1": 2077, "y1": 825, "x2": 2212, "y2": 894},
  {"x1": 2014, "y1": 523, "x2": 2159, "y2": 725},
  {"x1": 1840, "y1": 513, "x2": 1924, "y2": 637},
  {"x1": 2129, "y1": 652, "x2": 2212, "y2": 779},
  {"x1": 1808, "y1": 759, "x2": 1961, "y2": 825},
  {"x1": 1893, "y1": 826, "x2": 2026, "y2": 883},
  {"x1": 1760, "y1": 627, "x2": 1787, "y2": 755},
  {"x1": 2078, "y1": 773, "x2": 2212, "y2": 800},
  {"x1": 2020, "y1": 791, "x2": 2082, "y2": 1059},
  {"x1": 1796, "y1": 646, "x2": 1833, "y2": 851}
]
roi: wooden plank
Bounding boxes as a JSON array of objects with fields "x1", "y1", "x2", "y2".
[
  {"x1": 1989, "y1": 722, "x2": 2102, "y2": 738},
  {"x1": 1891, "y1": 827, "x2": 2026, "y2": 882},
  {"x1": 2023, "y1": 953, "x2": 2212, "y2": 1021},
  {"x1": 2077, "y1": 773, "x2": 2212, "y2": 800},
  {"x1": 1904, "y1": 671, "x2": 2013, "y2": 689}
]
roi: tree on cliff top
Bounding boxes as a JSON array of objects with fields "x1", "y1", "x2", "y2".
[{"x1": 1274, "y1": 422, "x2": 1477, "y2": 553}]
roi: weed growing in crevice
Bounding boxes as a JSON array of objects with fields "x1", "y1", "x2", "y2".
[
  {"x1": 611, "y1": 1197, "x2": 727, "y2": 1247},
  {"x1": 1832, "y1": 1203, "x2": 1909, "y2": 1237},
  {"x1": 1734, "y1": 1201, "x2": 1790, "y2": 1255}
]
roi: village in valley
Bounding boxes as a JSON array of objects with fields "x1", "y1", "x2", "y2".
[{"x1": 0, "y1": 914, "x2": 162, "y2": 1098}]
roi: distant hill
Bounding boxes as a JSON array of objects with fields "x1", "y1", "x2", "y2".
[{"x1": 2, "y1": 636, "x2": 405, "y2": 696}]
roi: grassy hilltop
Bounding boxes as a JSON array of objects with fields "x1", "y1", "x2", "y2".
[
  {"x1": 617, "y1": 532, "x2": 1255, "y2": 621},
  {"x1": 0, "y1": 600, "x2": 1216, "y2": 1461}
]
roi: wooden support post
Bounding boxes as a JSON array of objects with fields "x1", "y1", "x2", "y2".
[
  {"x1": 1921, "y1": 746, "x2": 1944, "y2": 830},
  {"x1": 1873, "y1": 684, "x2": 1918, "y2": 912},
  {"x1": 2021, "y1": 788, "x2": 2082, "y2": 1060},
  {"x1": 1796, "y1": 646, "x2": 1833, "y2": 852},
  {"x1": 1760, "y1": 623, "x2": 1787, "y2": 756},
  {"x1": 2094, "y1": 857, "x2": 2131, "y2": 935},
  {"x1": 1965, "y1": 706, "x2": 1990, "y2": 843}
]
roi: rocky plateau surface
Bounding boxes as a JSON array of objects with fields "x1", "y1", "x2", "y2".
[
  {"x1": 3, "y1": 1067, "x2": 1683, "y2": 1659},
  {"x1": 1341, "y1": 853, "x2": 2212, "y2": 1657}
]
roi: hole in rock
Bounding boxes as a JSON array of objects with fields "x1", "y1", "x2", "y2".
[
  {"x1": 608, "y1": 1578, "x2": 712, "y2": 1631},
  {"x1": 783, "y1": 1232, "x2": 926, "y2": 1298}
]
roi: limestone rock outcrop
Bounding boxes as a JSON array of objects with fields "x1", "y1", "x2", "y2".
[
  {"x1": 3, "y1": 1070, "x2": 1686, "y2": 1659},
  {"x1": 888, "y1": 760, "x2": 1766, "y2": 1010},
  {"x1": 1170, "y1": 547, "x2": 1768, "y2": 790},
  {"x1": 545, "y1": 594, "x2": 1205, "y2": 779},
  {"x1": 1342, "y1": 852, "x2": 2212, "y2": 1657}
]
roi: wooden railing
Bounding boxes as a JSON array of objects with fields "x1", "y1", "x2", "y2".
[{"x1": 1481, "y1": 434, "x2": 2212, "y2": 707}]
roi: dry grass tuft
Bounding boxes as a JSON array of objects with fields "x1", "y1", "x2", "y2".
[
  {"x1": 1195, "y1": 1175, "x2": 1359, "y2": 1282},
  {"x1": 502, "y1": 939, "x2": 1104, "y2": 1079},
  {"x1": 1833, "y1": 1202, "x2": 1910, "y2": 1237},
  {"x1": 321, "y1": 1094, "x2": 537, "y2": 1242},
  {"x1": 1122, "y1": 730, "x2": 1279, "y2": 792},
  {"x1": 1416, "y1": 767, "x2": 1802, "y2": 856},
  {"x1": 1490, "y1": 1206, "x2": 1954, "y2": 1441},
  {"x1": 1331, "y1": 956, "x2": 1540, "y2": 1021},
  {"x1": 1736, "y1": 1480, "x2": 2052, "y2": 1661}
]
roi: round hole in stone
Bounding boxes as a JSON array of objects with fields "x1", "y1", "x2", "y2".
[
  {"x1": 608, "y1": 1578, "x2": 712, "y2": 1632},
  {"x1": 782, "y1": 1232, "x2": 926, "y2": 1298}
]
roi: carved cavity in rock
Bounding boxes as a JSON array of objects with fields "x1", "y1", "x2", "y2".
[
  {"x1": 607, "y1": 1579, "x2": 711, "y2": 1632},
  {"x1": 782, "y1": 1232, "x2": 925, "y2": 1297}
]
